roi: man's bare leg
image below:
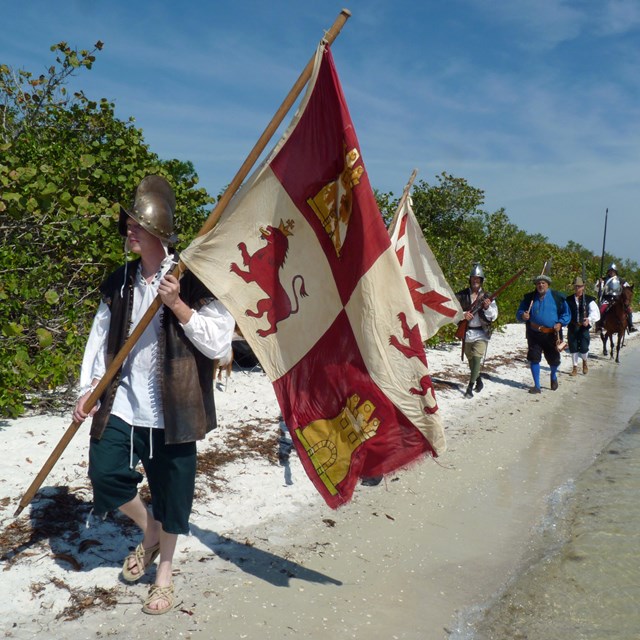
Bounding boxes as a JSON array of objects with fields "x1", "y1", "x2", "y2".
[
  {"x1": 144, "y1": 531, "x2": 177, "y2": 612},
  {"x1": 119, "y1": 494, "x2": 161, "y2": 577}
]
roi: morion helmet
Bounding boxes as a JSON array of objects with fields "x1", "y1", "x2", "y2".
[
  {"x1": 607, "y1": 262, "x2": 618, "y2": 274},
  {"x1": 469, "y1": 263, "x2": 485, "y2": 280},
  {"x1": 118, "y1": 175, "x2": 178, "y2": 244}
]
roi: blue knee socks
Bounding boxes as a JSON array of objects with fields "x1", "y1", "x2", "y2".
[
  {"x1": 530, "y1": 362, "x2": 541, "y2": 388},
  {"x1": 550, "y1": 364, "x2": 558, "y2": 381}
]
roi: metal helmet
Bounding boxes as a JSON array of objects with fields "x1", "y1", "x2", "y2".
[
  {"x1": 469, "y1": 264, "x2": 485, "y2": 280},
  {"x1": 118, "y1": 175, "x2": 179, "y2": 244},
  {"x1": 607, "y1": 263, "x2": 618, "y2": 274}
]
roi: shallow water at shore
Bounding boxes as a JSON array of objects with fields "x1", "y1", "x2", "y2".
[{"x1": 459, "y1": 349, "x2": 640, "y2": 640}]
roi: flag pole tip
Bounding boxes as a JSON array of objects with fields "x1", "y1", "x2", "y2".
[
  {"x1": 13, "y1": 504, "x2": 24, "y2": 517},
  {"x1": 341, "y1": 8, "x2": 352, "y2": 18}
]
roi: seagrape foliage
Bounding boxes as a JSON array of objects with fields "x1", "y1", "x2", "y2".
[{"x1": 0, "y1": 43, "x2": 214, "y2": 417}]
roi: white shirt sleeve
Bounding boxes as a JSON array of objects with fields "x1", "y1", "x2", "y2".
[
  {"x1": 180, "y1": 299, "x2": 235, "y2": 360},
  {"x1": 79, "y1": 301, "x2": 110, "y2": 392},
  {"x1": 588, "y1": 300, "x2": 601, "y2": 325},
  {"x1": 483, "y1": 299, "x2": 498, "y2": 322}
]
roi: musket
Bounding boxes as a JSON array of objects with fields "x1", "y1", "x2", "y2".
[
  {"x1": 13, "y1": 9, "x2": 353, "y2": 518},
  {"x1": 598, "y1": 208, "x2": 608, "y2": 303},
  {"x1": 457, "y1": 267, "x2": 526, "y2": 359}
]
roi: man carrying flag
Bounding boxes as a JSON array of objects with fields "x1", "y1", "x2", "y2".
[
  {"x1": 181, "y1": 44, "x2": 445, "y2": 507},
  {"x1": 73, "y1": 176, "x2": 235, "y2": 614}
]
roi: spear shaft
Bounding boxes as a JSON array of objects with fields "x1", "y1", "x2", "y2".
[{"x1": 598, "y1": 208, "x2": 608, "y2": 303}]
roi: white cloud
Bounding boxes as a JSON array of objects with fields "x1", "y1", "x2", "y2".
[
  {"x1": 597, "y1": 0, "x2": 640, "y2": 35},
  {"x1": 464, "y1": 0, "x2": 587, "y2": 50}
]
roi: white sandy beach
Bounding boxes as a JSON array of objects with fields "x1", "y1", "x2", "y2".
[{"x1": 1, "y1": 320, "x2": 639, "y2": 640}]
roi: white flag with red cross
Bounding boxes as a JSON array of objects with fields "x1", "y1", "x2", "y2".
[{"x1": 389, "y1": 196, "x2": 463, "y2": 341}]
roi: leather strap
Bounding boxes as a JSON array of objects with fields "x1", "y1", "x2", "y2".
[{"x1": 530, "y1": 321, "x2": 555, "y2": 334}]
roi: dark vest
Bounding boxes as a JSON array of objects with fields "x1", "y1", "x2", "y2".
[
  {"x1": 89, "y1": 258, "x2": 217, "y2": 444},
  {"x1": 565, "y1": 293, "x2": 596, "y2": 325}
]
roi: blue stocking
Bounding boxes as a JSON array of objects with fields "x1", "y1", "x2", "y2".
[
  {"x1": 550, "y1": 364, "x2": 558, "y2": 382},
  {"x1": 530, "y1": 362, "x2": 541, "y2": 388}
]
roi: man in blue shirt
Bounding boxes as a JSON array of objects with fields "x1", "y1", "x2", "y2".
[{"x1": 516, "y1": 274, "x2": 571, "y2": 393}]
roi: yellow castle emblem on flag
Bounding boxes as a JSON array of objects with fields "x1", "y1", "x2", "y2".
[
  {"x1": 296, "y1": 394, "x2": 380, "y2": 495},
  {"x1": 306, "y1": 146, "x2": 364, "y2": 256}
]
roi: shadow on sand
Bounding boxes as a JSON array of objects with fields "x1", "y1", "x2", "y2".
[
  {"x1": 189, "y1": 522, "x2": 342, "y2": 588},
  {"x1": 1, "y1": 487, "x2": 341, "y2": 590}
]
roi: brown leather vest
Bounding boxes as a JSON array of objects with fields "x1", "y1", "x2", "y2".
[{"x1": 89, "y1": 258, "x2": 217, "y2": 444}]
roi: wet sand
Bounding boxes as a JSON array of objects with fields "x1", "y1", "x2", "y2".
[{"x1": 35, "y1": 342, "x2": 640, "y2": 640}]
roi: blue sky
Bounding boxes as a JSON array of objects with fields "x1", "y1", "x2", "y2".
[{"x1": 3, "y1": 0, "x2": 640, "y2": 266}]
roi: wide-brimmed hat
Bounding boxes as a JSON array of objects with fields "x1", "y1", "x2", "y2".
[
  {"x1": 572, "y1": 276, "x2": 585, "y2": 287},
  {"x1": 533, "y1": 274, "x2": 552, "y2": 284}
]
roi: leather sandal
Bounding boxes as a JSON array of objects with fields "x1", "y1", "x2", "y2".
[
  {"x1": 142, "y1": 582, "x2": 175, "y2": 615},
  {"x1": 122, "y1": 542, "x2": 160, "y2": 582}
]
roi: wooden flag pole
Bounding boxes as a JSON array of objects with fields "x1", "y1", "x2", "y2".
[
  {"x1": 199, "y1": 9, "x2": 352, "y2": 238},
  {"x1": 13, "y1": 8, "x2": 352, "y2": 518},
  {"x1": 387, "y1": 168, "x2": 418, "y2": 237}
]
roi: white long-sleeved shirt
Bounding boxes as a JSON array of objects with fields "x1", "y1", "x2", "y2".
[
  {"x1": 79, "y1": 257, "x2": 234, "y2": 429},
  {"x1": 466, "y1": 298, "x2": 498, "y2": 343}
]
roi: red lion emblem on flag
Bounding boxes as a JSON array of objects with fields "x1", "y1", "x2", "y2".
[{"x1": 230, "y1": 219, "x2": 308, "y2": 337}]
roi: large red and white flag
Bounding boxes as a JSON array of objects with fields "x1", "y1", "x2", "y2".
[
  {"x1": 181, "y1": 45, "x2": 445, "y2": 508},
  {"x1": 390, "y1": 196, "x2": 463, "y2": 341}
]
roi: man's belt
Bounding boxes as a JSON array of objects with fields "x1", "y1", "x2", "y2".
[{"x1": 530, "y1": 321, "x2": 555, "y2": 334}]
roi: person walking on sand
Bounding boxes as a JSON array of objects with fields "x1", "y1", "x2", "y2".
[
  {"x1": 72, "y1": 176, "x2": 234, "y2": 615},
  {"x1": 516, "y1": 274, "x2": 571, "y2": 394},
  {"x1": 455, "y1": 264, "x2": 498, "y2": 398},
  {"x1": 565, "y1": 276, "x2": 599, "y2": 376}
]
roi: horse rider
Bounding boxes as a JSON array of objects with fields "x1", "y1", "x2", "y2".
[
  {"x1": 597, "y1": 263, "x2": 636, "y2": 332},
  {"x1": 455, "y1": 264, "x2": 498, "y2": 398},
  {"x1": 565, "y1": 276, "x2": 599, "y2": 376}
]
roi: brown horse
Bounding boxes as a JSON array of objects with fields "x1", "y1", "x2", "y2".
[{"x1": 600, "y1": 286, "x2": 634, "y2": 363}]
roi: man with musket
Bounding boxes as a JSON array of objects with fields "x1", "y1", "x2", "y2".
[
  {"x1": 565, "y1": 276, "x2": 599, "y2": 375},
  {"x1": 73, "y1": 176, "x2": 235, "y2": 614},
  {"x1": 516, "y1": 273, "x2": 571, "y2": 393},
  {"x1": 455, "y1": 264, "x2": 498, "y2": 398},
  {"x1": 597, "y1": 263, "x2": 636, "y2": 332}
]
